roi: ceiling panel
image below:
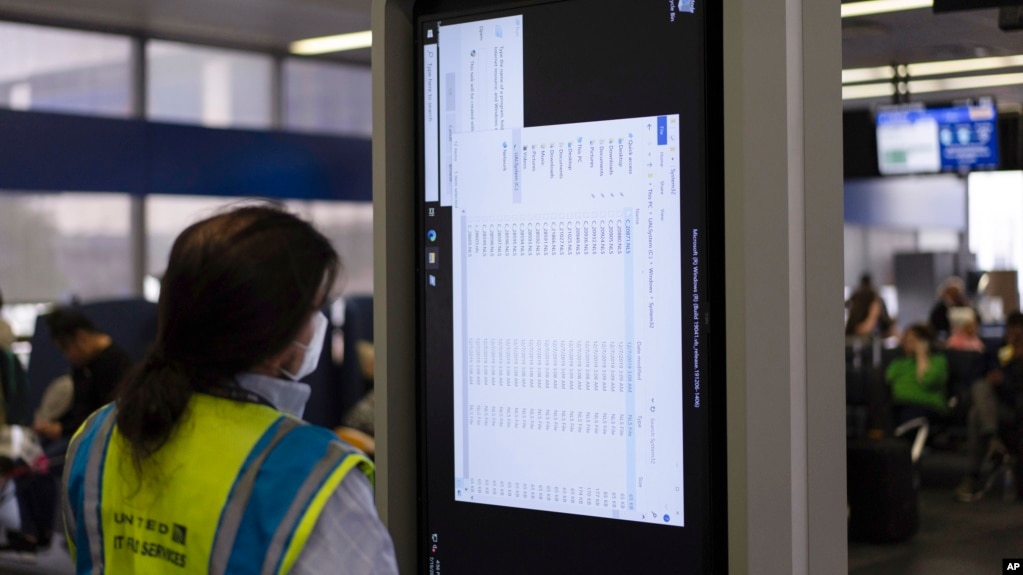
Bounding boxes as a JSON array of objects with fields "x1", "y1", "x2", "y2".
[
  {"x1": 0, "y1": 0, "x2": 372, "y2": 62},
  {"x1": 842, "y1": 5, "x2": 1023, "y2": 107},
  {"x1": 1, "y1": 2, "x2": 1020, "y2": 98},
  {"x1": 843, "y1": 8, "x2": 1020, "y2": 69}
]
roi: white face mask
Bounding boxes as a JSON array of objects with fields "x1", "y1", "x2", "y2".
[{"x1": 281, "y1": 311, "x2": 329, "y2": 381}]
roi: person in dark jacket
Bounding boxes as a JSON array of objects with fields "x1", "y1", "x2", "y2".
[{"x1": 33, "y1": 308, "x2": 134, "y2": 444}]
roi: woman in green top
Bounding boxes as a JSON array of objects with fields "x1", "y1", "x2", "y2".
[{"x1": 886, "y1": 323, "x2": 949, "y2": 423}]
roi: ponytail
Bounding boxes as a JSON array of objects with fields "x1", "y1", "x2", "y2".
[{"x1": 115, "y1": 348, "x2": 198, "y2": 470}]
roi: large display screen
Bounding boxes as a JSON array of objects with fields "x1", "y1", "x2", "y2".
[
  {"x1": 876, "y1": 98, "x2": 999, "y2": 175},
  {"x1": 416, "y1": 1, "x2": 723, "y2": 573}
]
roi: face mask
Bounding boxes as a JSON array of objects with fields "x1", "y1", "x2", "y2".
[{"x1": 281, "y1": 311, "x2": 329, "y2": 381}]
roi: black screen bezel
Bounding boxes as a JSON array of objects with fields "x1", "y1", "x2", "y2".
[{"x1": 412, "y1": 1, "x2": 727, "y2": 572}]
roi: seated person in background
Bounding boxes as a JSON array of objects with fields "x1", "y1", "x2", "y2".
[
  {"x1": 0, "y1": 423, "x2": 51, "y2": 559},
  {"x1": 33, "y1": 308, "x2": 134, "y2": 450},
  {"x1": 956, "y1": 311, "x2": 1023, "y2": 502},
  {"x1": 337, "y1": 341, "x2": 377, "y2": 457},
  {"x1": 946, "y1": 307, "x2": 985, "y2": 353},
  {"x1": 929, "y1": 276, "x2": 970, "y2": 339},
  {"x1": 845, "y1": 288, "x2": 895, "y2": 339},
  {"x1": 344, "y1": 341, "x2": 376, "y2": 436},
  {"x1": 0, "y1": 348, "x2": 29, "y2": 427},
  {"x1": 0, "y1": 288, "x2": 15, "y2": 351},
  {"x1": 886, "y1": 323, "x2": 949, "y2": 424},
  {"x1": 35, "y1": 376, "x2": 73, "y2": 431}
]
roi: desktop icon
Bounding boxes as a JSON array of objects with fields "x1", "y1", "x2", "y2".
[
  {"x1": 427, "y1": 29, "x2": 434, "y2": 39},
  {"x1": 428, "y1": 229, "x2": 438, "y2": 242}
]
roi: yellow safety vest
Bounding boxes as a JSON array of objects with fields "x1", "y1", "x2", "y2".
[{"x1": 63, "y1": 394, "x2": 373, "y2": 574}]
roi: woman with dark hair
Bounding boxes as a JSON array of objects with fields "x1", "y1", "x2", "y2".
[
  {"x1": 886, "y1": 323, "x2": 949, "y2": 424},
  {"x1": 845, "y1": 288, "x2": 894, "y2": 338},
  {"x1": 61, "y1": 206, "x2": 397, "y2": 574}
]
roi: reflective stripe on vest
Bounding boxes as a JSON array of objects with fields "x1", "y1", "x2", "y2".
[
  {"x1": 64, "y1": 395, "x2": 373, "y2": 574},
  {"x1": 64, "y1": 405, "x2": 117, "y2": 574}
]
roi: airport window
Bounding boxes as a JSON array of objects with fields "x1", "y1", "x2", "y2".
[
  {"x1": 283, "y1": 59, "x2": 372, "y2": 137},
  {"x1": 145, "y1": 196, "x2": 371, "y2": 295},
  {"x1": 0, "y1": 191, "x2": 133, "y2": 303},
  {"x1": 144, "y1": 195, "x2": 293, "y2": 277},
  {"x1": 968, "y1": 170, "x2": 1023, "y2": 303},
  {"x1": 146, "y1": 195, "x2": 229, "y2": 278},
  {"x1": 305, "y1": 201, "x2": 374, "y2": 295},
  {"x1": 147, "y1": 41, "x2": 273, "y2": 129},
  {"x1": 0, "y1": 22, "x2": 132, "y2": 117}
]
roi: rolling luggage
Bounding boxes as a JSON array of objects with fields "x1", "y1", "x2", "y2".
[{"x1": 847, "y1": 437, "x2": 918, "y2": 543}]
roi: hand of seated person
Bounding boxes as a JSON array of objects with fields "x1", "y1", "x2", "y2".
[{"x1": 32, "y1": 419, "x2": 63, "y2": 440}]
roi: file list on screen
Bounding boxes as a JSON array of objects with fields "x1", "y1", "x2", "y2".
[{"x1": 428, "y1": 15, "x2": 687, "y2": 526}]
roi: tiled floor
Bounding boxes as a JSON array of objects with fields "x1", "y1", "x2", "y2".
[
  {"x1": 850, "y1": 451, "x2": 1023, "y2": 575},
  {"x1": 0, "y1": 534, "x2": 73, "y2": 575},
  {"x1": 2, "y1": 453, "x2": 1021, "y2": 575},
  {"x1": 849, "y1": 487, "x2": 1023, "y2": 575}
]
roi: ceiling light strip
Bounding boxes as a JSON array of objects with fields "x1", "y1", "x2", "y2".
[
  {"x1": 842, "y1": 82, "x2": 897, "y2": 100},
  {"x1": 907, "y1": 55, "x2": 1023, "y2": 78},
  {"x1": 843, "y1": 54, "x2": 1023, "y2": 85},
  {"x1": 908, "y1": 72, "x2": 1023, "y2": 94},
  {"x1": 290, "y1": 30, "x2": 373, "y2": 55},
  {"x1": 842, "y1": 65, "x2": 896, "y2": 84},
  {"x1": 841, "y1": 0, "x2": 933, "y2": 18}
]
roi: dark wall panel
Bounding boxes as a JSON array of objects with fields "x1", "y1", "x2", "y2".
[
  {"x1": 843, "y1": 109, "x2": 881, "y2": 179},
  {"x1": 0, "y1": 109, "x2": 146, "y2": 192},
  {"x1": 934, "y1": 0, "x2": 1022, "y2": 11},
  {"x1": 0, "y1": 109, "x2": 371, "y2": 201},
  {"x1": 148, "y1": 123, "x2": 372, "y2": 201}
]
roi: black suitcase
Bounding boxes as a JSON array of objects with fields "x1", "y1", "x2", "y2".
[{"x1": 847, "y1": 437, "x2": 918, "y2": 543}]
